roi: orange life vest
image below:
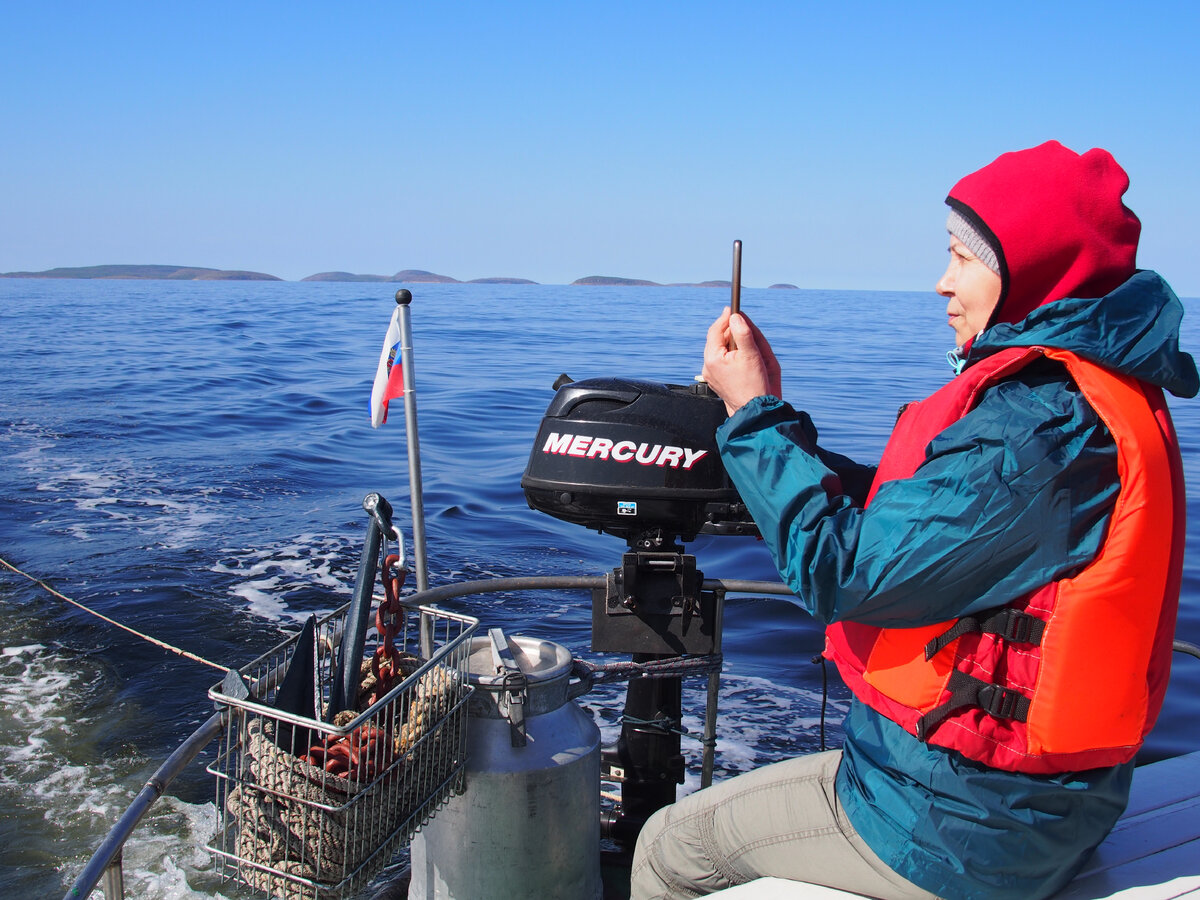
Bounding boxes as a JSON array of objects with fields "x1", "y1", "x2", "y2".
[{"x1": 824, "y1": 346, "x2": 1184, "y2": 774}]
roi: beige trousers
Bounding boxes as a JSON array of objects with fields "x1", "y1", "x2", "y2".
[{"x1": 630, "y1": 750, "x2": 940, "y2": 900}]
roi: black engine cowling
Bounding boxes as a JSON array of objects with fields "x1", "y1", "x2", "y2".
[{"x1": 521, "y1": 377, "x2": 758, "y2": 546}]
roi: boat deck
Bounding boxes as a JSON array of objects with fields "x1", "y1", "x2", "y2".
[{"x1": 708, "y1": 750, "x2": 1200, "y2": 899}]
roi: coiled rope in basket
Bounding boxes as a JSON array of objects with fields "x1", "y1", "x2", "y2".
[{"x1": 227, "y1": 656, "x2": 462, "y2": 899}]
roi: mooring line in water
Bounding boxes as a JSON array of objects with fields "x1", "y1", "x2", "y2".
[{"x1": 0, "y1": 555, "x2": 231, "y2": 673}]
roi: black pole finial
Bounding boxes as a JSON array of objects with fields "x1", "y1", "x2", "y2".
[{"x1": 395, "y1": 288, "x2": 413, "y2": 305}]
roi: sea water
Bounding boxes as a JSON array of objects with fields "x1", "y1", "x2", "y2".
[{"x1": 2, "y1": 279, "x2": 1199, "y2": 897}]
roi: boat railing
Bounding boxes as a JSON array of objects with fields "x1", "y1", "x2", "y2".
[
  {"x1": 66, "y1": 710, "x2": 226, "y2": 900},
  {"x1": 62, "y1": 581, "x2": 1200, "y2": 900},
  {"x1": 64, "y1": 574, "x2": 794, "y2": 900}
]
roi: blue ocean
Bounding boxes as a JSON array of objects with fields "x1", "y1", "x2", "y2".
[{"x1": 2, "y1": 279, "x2": 1199, "y2": 897}]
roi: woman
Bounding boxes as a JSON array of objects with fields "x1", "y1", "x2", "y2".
[{"x1": 630, "y1": 141, "x2": 1198, "y2": 899}]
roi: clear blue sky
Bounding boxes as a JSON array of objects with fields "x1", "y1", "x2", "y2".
[{"x1": 3, "y1": 2, "x2": 1197, "y2": 294}]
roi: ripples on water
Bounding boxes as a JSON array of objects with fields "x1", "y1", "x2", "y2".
[{"x1": 1, "y1": 279, "x2": 1198, "y2": 896}]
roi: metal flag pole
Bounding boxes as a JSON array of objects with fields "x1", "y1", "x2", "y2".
[{"x1": 394, "y1": 289, "x2": 430, "y2": 593}]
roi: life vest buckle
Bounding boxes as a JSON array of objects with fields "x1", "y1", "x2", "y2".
[
  {"x1": 916, "y1": 669, "x2": 1032, "y2": 741},
  {"x1": 924, "y1": 608, "x2": 1047, "y2": 660}
]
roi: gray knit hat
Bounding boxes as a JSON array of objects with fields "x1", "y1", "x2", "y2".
[{"x1": 946, "y1": 208, "x2": 1001, "y2": 276}]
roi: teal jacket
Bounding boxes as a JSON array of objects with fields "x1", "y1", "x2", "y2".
[{"x1": 716, "y1": 272, "x2": 1197, "y2": 899}]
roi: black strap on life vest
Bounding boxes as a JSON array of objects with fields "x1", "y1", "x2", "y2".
[
  {"x1": 924, "y1": 608, "x2": 1046, "y2": 660},
  {"x1": 915, "y1": 669, "x2": 1032, "y2": 741}
]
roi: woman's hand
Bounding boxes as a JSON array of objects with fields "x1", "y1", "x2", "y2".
[{"x1": 702, "y1": 307, "x2": 782, "y2": 416}]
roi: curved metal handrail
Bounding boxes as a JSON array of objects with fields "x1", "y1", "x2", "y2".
[
  {"x1": 1175, "y1": 639, "x2": 1200, "y2": 660},
  {"x1": 63, "y1": 575, "x2": 1200, "y2": 900},
  {"x1": 65, "y1": 710, "x2": 226, "y2": 899},
  {"x1": 64, "y1": 575, "x2": 791, "y2": 899},
  {"x1": 398, "y1": 574, "x2": 796, "y2": 606}
]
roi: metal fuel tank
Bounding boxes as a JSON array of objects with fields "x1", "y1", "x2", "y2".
[{"x1": 408, "y1": 628, "x2": 602, "y2": 899}]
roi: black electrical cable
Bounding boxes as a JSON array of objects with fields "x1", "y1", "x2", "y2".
[{"x1": 812, "y1": 652, "x2": 828, "y2": 752}]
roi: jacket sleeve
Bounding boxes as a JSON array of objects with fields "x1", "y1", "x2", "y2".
[
  {"x1": 770, "y1": 405, "x2": 879, "y2": 507},
  {"x1": 716, "y1": 370, "x2": 1118, "y2": 627}
]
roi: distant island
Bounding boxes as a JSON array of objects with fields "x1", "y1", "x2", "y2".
[
  {"x1": 0, "y1": 264, "x2": 280, "y2": 281},
  {"x1": 301, "y1": 270, "x2": 538, "y2": 285},
  {"x1": 1, "y1": 264, "x2": 800, "y2": 288},
  {"x1": 571, "y1": 276, "x2": 745, "y2": 288},
  {"x1": 572, "y1": 275, "x2": 661, "y2": 286},
  {"x1": 303, "y1": 269, "x2": 460, "y2": 283},
  {"x1": 300, "y1": 271, "x2": 395, "y2": 283}
]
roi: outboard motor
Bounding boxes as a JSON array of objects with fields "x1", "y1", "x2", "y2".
[
  {"x1": 522, "y1": 377, "x2": 757, "y2": 548},
  {"x1": 522, "y1": 376, "x2": 758, "y2": 848}
]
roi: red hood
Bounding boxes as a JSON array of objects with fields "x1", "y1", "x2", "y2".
[{"x1": 946, "y1": 140, "x2": 1141, "y2": 328}]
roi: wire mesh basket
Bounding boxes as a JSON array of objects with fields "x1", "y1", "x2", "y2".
[{"x1": 208, "y1": 602, "x2": 477, "y2": 899}]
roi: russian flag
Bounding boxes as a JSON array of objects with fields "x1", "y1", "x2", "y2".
[{"x1": 370, "y1": 307, "x2": 405, "y2": 427}]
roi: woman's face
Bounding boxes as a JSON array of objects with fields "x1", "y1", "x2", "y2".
[{"x1": 937, "y1": 235, "x2": 1003, "y2": 348}]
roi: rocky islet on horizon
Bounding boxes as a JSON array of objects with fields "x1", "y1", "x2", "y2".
[
  {"x1": 0, "y1": 264, "x2": 283, "y2": 281},
  {"x1": 300, "y1": 269, "x2": 539, "y2": 285},
  {"x1": 1, "y1": 264, "x2": 801, "y2": 288}
]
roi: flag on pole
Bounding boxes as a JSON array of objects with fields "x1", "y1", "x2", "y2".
[{"x1": 370, "y1": 307, "x2": 405, "y2": 427}]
